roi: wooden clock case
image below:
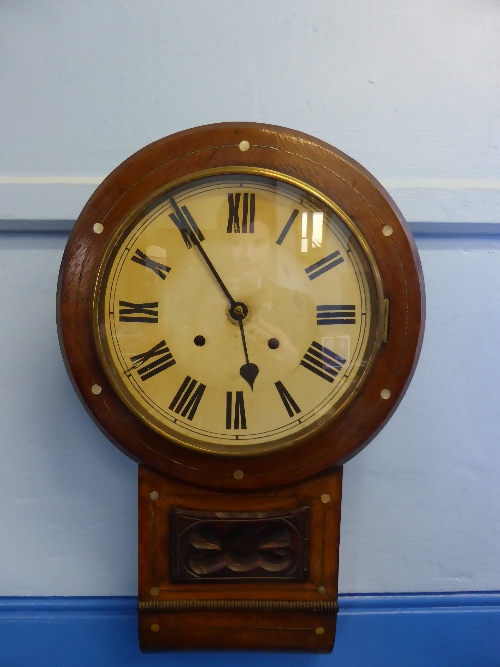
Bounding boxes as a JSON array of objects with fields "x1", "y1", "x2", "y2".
[{"x1": 57, "y1": 123, "x2": 424, "y2": 652}]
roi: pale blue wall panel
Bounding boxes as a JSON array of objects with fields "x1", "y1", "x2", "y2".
[
  {"x1": 1, "y1": 1, "x2": 500, "y2": 221},
  {"x1": 0, "y1": 234, "x2": 499, "y2": 596}
]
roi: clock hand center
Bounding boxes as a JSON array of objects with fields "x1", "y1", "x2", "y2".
[{"x1": 169, "y1": 197, "x2": 258, "y2": 388}]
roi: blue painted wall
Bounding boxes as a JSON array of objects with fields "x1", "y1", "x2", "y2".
[{"x1": 1, "y1": 595, "x2": 500, "y2": 667}]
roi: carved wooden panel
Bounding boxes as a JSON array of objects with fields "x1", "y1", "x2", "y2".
[
  {"x1": 138, "y1": 465, "x2": 342, "y2": 652},
  {"x1": 170, "y1": 507, "x2": 309, "y2": 583}
]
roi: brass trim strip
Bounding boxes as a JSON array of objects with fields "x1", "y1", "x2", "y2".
[
  {"x1": 383, "y1": 298, "x2": 390, "y2": 342},
  {"x1": 138, "y1": 599, "x2": 338, "y2": 613},
  {"x1": 92, "y1": 166, "x2": 385, "y2": 458}
]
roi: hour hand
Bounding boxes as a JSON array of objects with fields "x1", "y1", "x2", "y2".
[{"x1": 237, "y1": 318, "x2": 259, "y2": 390}]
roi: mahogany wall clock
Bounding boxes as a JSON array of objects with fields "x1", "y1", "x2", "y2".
[{"x1": 57, "y1": 123, "x2": 424, "y2": 652}]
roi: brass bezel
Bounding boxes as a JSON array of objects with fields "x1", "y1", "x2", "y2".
[{"x1": 92, "y1": 166, "x2": 385, "y2": 457}]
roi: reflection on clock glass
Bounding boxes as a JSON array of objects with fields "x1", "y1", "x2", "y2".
[{"x1": 95, "y1": 173, "x2": 381, "y2": 455}]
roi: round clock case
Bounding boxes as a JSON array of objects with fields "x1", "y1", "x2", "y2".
[{"x1": 57, "y1": 123, "x2": 424, "y2": 491}]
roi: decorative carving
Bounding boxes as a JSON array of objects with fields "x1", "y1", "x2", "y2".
[{"x1": 170, "y1": 507, "x2": 309, "y2": 583}]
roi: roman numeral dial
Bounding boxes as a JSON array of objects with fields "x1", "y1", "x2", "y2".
[
  {"x1": 276, "y1": 209, "x2": 299, "y2": 245},
  {"x1": 316, "y1": 305, "x2": 356, "y2": 325},
  {"x1": 118, "y1": 301, "x2": 158, "y2": 323},
  {"x1": 169, "y1": 376, "x2": 206, "y2": 421},
  {"x1": 305, "y1": 251, "x2": 344, "y2": 280},
  {"x1": 101, "y1": 171, "x2": 376, "y2": 455},
  {"x1": 131, "y1": 249, "x2": 170, "y2": 280},
  {"x1": 129, "y1": 341, "x2": 175, "y2": 381},
  {"x1": 226, "y1": 391, "x2": 247, "y2": 429},
  {"x1": 227, "y1": 193, "x2": 255, "y2": 233},
  {"x1": 300, "y1": 341, "x2": 346, "y2": 383},
  {"x1": 275, "y1": 381, "x2": 301, "y2": 418}
]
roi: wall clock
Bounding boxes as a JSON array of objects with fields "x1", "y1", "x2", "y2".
[{"x1": 57, "y1": 123, "x2": 424, "y2": 652}]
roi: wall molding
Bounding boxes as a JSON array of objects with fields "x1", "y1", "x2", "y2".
[
  {"x1": 2, "y1": 178, "x2": 500, "y2": 223},
  {"x1": 1, "y1": 594, "x2": 499, "y2": 666},
  {"x1": 1, "y1": 220, "x2": 500, "y2": 236}
]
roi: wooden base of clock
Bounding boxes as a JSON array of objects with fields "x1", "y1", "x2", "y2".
[{"x1": 138, "y1": 465, "x2": 342, "y2": 652}]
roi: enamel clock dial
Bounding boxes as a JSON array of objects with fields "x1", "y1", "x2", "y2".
[
  {"x1": 58, "y1": 123, "x2": 424, "y2": 490},
  {"x1": 95, "y1": 172, "x2": 381, "y2": 455}
]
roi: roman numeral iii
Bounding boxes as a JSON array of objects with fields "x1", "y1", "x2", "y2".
[
  {"x1": 131, "y1": 248, "x2": 170, "y2": 280},
  {"x1": 129, "y1": 340, "x2": 175, "y2": 381},
  {"x1": 300, "y1": 341, "x2": 346, "y2": 383},
  {"x1": 169, "y1": 376, "x2": 206, "y2": 421},
  {"x1": 169, "y1": 198, "x2": 205, "y2": 249},
  {"x1": 305, "y1": 251, "x2": 344, "y2": 280},
  {"x1": 227, "y1": 193, "x2": 255, "y2": 233},
  {"x1": 316, "y1": 305, "x2": 356, "y2": 325},
  {"x1": 275, "y1": 381, "x2": 301, "y2": 418},
  {"x1": 118, "y1": 301, "x2": 158, "y2": 323},
  {"x1": 226, "y1": 391, "x2": 247, "y2": 429}
]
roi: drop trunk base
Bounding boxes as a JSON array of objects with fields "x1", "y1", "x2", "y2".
[{"x1": 138, "y1": 465, "x2": 342, "y2": 652}]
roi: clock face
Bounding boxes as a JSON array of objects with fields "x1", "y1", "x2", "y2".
[{"x1": 94, "y1": 171, "x2": 382, "y2": 455}]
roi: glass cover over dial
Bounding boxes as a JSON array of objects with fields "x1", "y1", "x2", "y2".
[{"x1": 95, "y1": 172, "x2": 382, "y2": 455}]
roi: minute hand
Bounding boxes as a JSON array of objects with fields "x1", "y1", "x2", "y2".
[
  {"x1": 170, "y1": 198, "x2": 258, "y2": 389},
  {"x1": 170, "y1": 198, "x2": 236, "y2": 307}
]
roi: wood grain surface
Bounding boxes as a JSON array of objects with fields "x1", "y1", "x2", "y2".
[
  {"x1": 138, "y1": 465, "x2": 341, "y2": 652},
  {"x1": 57, "y1": 122, "x2": 425, "y2": 491}
]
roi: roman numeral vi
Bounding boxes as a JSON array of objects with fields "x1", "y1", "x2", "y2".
[
  {"x1": 226, "y1": 391, "x2": 247, "y2": 429},
  {"x1": 227, "y1": 193, "x2": 255, "y2": 233}
]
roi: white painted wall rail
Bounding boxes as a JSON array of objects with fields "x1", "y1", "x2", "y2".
[{"x1": 2, "y1": 179, "x2": 500, "y2": 224}]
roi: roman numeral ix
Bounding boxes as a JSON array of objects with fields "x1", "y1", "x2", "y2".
[
  {"x1": 226, "y1": 391, "x2": 247, "y2": 429},
  {"x1": 118, "y1": 301, "x2": 158, "y2": 323},
  {"x1": 275, "y1": 381, "x2": 301, "y2": 418},
  {"x1": 227, "y1": 193, "x2": 255, "y2": 233},
  {"x1": 129, "y1": 340, "x2": 175, "y2": 381},
  {"x1": 305, "y1": 250, "x2": 344, "y2": 280},
  {"x1": 169, "y1": 198, "x2": 205, "y2": 249},
  {"x1": 316, "y1": 305, "x2": 356, "y2": 325},
  {"x1": 131, "y1": 248, "x2": 170, "y2": 280},
  {"x1": 300, "y1": 341, "x2": 346, "y2": 383},
  {"x1": 169, "y1": 376, "x2": 206, "y2": 421}
]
